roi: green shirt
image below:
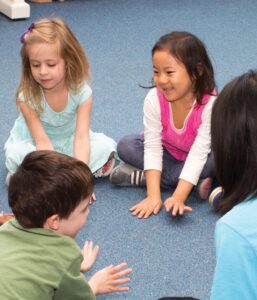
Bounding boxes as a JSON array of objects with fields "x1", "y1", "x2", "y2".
[{"x1": 0, "y1": 219, "x2": 95, "y2": 300}]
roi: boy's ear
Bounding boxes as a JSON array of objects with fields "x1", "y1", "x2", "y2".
[{"x1": 44, "y1": 214, "x2": 60, "y2": 231}]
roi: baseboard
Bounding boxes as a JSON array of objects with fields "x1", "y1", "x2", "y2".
[
  {"x1": 29, "y1": 0, "x2": 52, "y2": 2},
  {"x1": 0, "y1": 0, "x2": 30, "y2": 19}
]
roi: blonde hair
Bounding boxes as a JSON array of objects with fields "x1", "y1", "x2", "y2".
[{"x1": 16, "y1": 17, "x2": 91, "y2": 112}]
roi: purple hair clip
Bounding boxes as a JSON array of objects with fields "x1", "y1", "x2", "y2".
[{"x1": 20, "y1": 23, "x2": 35, "y2": 44}]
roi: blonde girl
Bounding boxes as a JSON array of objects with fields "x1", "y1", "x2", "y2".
[{"x1": 4, "y1": 18, "x2": 117, "y2": 181}]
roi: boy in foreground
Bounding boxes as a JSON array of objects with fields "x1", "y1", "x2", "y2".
[{"x1": 0, "y1": 150, "x2": 132, "y2": 299}]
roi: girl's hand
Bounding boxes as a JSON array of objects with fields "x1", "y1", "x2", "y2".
[
  {"x1": 80, "y1": 241, "x2": 100, "y2": 273},
  {"x1": 130, "y1": 195, "x2": 162, "y2": 219},
  {"x1": 88, "y1": 262, "x2": 132, "y2": 295},
  {"x1": 164, "y1": 196, "x2": 192, "y2": 216}
]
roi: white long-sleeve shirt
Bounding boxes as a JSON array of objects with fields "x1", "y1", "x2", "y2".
[{"x1": 143, "y1": 88, "x2": 216, "y2": 185}]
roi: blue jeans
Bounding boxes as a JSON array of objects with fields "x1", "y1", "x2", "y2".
[{"x1": 117, "y1": 134, "x2": 214, "y2": 189}]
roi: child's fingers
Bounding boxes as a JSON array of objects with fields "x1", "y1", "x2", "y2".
[
  {"x1": 177, "y1": 205, "x2": 193, "y2": 216},
  {"x1": 112, "y1": 277, "x2": 131, "y2": 285},
  {"x1": 184, "y1": 206, "x2": 193, "y2": 213},
  {"x1": 131, "y1": 208, "x2": 140, "y2": 216},
  {"x1": 138, "y1": 209, "x2": 149, "y2": 219},
  {"x1": 129, "y1": 204, "x2": 138, "y2": 212},
  {"x1": 86, "y1": 240, "x2": 91, "y2": 248},
  {"x1": 179, "y1": 206, "x2": 185, "y2": 215},
  {"x1": 93, "y1": 245, "x2": 100, "y2": 256},
  {"x1": 82, "y1": 241, "x2": 100, "y2": 256},
  {"x1": 102, "y1": 263, "x2": 132, "y2": 275},
  {"x1": 164, "y1": 201, "x2": 172, "y2": 212},
  {"x1": 82, "y1": 241, "x2": 89, "y2": 253},
  {"x1": 165, "y1": 205, "x2": 171, "y2": 212},
  {"x1": 110, "y1": 262, "x2": 128, "y2": 273},
  {"x1": 153, "y1": 203, "x2": 162, "y2": 215},
  {"x1": 83, "y1": 241, "x2": 92, "y2": 252},
  {"x1": 113, "y1": 268, "x2": 133, "y2": 279},
  {"x1": 89, "y1": 243, "x2": 100, "y2": 257},
  {"x1": 131, "y1": 204, "x2": 150, "y2": 217},
  {"x1": 130, "y1": 202, "x2": 144, "y2": 212},
  {"x1": 112, "y1": 286, "x2": 130, "y2": 292},
  {"x1": 143, "y1": 210, "x2": 153, "y2": 219},
  {"x1": 172, "y1": 205, "x2": 179, "y2": 216}
]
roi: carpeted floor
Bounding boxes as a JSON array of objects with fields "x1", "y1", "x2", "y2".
[{"x1": 0, "y1": 1, "x2": 257, "y2": 299}]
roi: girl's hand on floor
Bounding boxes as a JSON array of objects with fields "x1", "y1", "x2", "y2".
[
  {"x1": 164, "y1": 196, "x2": 192, "y2": 216},
  {"x1": 130, "y1": 195, "x2": 162, "y2": 219},
  {"x1": 80, "y1": 241, "x2": 100, "y2": 272},
  {"x1": 88, "y1": 262, "x2": 132, "y2": 295}
]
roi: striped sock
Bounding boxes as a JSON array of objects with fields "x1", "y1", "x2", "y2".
[{"x1": 131, "y1": 170, "x2": 145, "y2": 185}]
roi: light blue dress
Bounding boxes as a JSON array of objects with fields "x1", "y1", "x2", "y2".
[
  {"x1": 210, "y1": 198, "x2": 257, "y2": 299},
  {"x1": 4, "y1": 84, "x2": 117, "y2": 175}
]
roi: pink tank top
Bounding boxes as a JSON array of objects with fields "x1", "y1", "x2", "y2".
[{"x1": 157, "y1": 89, "x2": 213, "y2": 161}]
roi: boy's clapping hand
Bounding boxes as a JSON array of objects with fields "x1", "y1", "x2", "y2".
[
  {"x1": 80, "y1": 241, "x2": 100, "y2": 273},
  {"x1": 89, "y1": 262, "x2": 132, "y2": 295}
]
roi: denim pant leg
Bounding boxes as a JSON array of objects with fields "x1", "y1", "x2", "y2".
[
  {"x1": 117, "y1": 134, "x2": 144, "y2": 170},
  {"x1": 161, "y1": 149, "x2": 215, "y2": 190},
  {"x1": 161, "y1": 148, "x2": 184, "y2": 189},
  {"x1": 198, "y1": 152, "x2": 214, "y2": 179},
  {"x1": 118, "y1": 136, "x2": 215, "y2": 189},
  {"x1": 118, "y1": 136, "x2": 184, "y2": 189}
]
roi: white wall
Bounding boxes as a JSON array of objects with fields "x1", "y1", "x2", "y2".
[{"x1": 0, "y1": 0, "x2": 30, "y2": 19}]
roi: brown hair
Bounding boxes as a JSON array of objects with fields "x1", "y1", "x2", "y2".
[{"x1": 9, "y1": 150, "x2": 94, "y2": 228}]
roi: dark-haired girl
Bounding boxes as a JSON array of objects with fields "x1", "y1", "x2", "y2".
[
  {"x1": 110, "y1": 31, "x2": 216, "y2": 218},
  {"x1": 209, "y1": 70, "x2": 257, "y2": 298}
]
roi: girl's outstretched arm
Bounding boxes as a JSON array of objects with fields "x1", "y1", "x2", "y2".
[
  {"x1": 179, "y1": 98, "x2": 215, "y2": 186},
  {"x1": 74, "y1": 96, "x2": 92, "y2": 165},
  {"x1": 131, "y1": 89, "x2": 163, "y2": 219},
  {"x1": 164, "y1": 97, "x2": 216, "y2": 216},
  {"x1": 19, "y1": 101, "x2": 53, "y2": 150}
]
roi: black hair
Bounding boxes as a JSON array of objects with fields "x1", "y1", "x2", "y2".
[
  {"x1": 152, "y1": 31, "x2": 216, "y2": 103},
  {"x1": 211, "y1": 70, "x2": 257, "y2": 213}
]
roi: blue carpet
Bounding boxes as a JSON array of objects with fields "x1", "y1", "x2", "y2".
[{"x1": 1, "y1": 0, "x2": 257, "y2": 299}]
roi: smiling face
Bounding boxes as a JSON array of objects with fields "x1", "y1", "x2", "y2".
[
  {"x1": 153, "y1": 50, "x2": 195, "y2": 103},
  {"x1": 27, "y1": 42, "x2": 66, "y2": 92},
  {"x1": 57, "y1": 197, "x2": 91, "y2": 238}
]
